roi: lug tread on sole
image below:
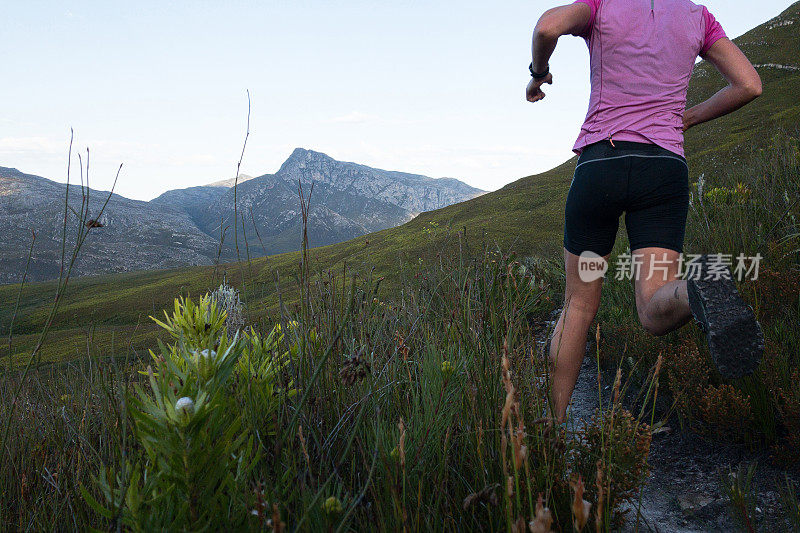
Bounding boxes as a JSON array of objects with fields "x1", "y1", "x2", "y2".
[{"x1": 692, "y1": 271, "x2": 764, "y2": 379}]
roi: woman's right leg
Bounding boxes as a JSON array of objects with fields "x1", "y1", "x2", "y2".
[
  {"x1": 548, "y1": 249, "x2": 606, "y2": 421},
  {"x1": 555, "y1": 140, "x2": 626, "y2": 420}
]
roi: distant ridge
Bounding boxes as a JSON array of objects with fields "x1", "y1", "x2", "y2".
[{"x1": 1, "y1": 150, "x2": 482, "y2": 283}]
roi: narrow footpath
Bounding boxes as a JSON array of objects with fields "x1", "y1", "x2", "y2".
[{"x1": 539, "y1": 310, "x2": 793, "y2": 532}]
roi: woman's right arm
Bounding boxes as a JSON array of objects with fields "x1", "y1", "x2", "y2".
[{"x1": 683, "y1": 38, "x2": 762, "y2": 131}]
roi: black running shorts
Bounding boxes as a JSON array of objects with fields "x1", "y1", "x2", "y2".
[{"x1": 564, "y1": 140, "x2": 690, "y2": 257}]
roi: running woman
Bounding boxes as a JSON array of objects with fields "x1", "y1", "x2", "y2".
[{"x1": 527, "y1": 0, "x2": 765, "y2": 421}]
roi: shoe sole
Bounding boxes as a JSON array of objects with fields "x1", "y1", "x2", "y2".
[{"x1": 690, "y1": 271, "x2": 764, "y2": 379}]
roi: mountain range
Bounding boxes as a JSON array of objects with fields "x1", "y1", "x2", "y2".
[{"x1": 0, "y1": 149, "x2": 483, "y2": 284}]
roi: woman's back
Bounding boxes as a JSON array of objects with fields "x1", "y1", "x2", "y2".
[{"x1": 573, "y1": 0, "x2": 727, "y2": 156}]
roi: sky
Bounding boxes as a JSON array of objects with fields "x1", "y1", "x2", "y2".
[{"x1": 0, "y1": 0, "x2": 791, "y2": 201}]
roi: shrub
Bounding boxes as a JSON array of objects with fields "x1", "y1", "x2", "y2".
[
  {"x1": 82, "y1": 294, "x2": 289, "y2": 530},
  {"x1": 703, "y1": 183, "x2": 753, "y2": 205},
  {"x1": 699, "y1": 384, "x2": 753, "y2": 440},
  {"x1": 763, "y1": 348, "x2": 800, "y2": 467},
  {"x1": 210, "y1": 281, "x2": 247, "y2": 338},
  {"x1": 574, "y1": 408, "x2": 652, "y2": 529},
  {"x1": 666, "y1": 342, "x2": 711, "y2": 424}
]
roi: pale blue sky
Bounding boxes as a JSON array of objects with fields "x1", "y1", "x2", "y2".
[{"x1": 0, "y1": 1, "x2": 789, "y2": 200}]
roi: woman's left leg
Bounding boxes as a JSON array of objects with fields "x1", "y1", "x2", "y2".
[{"x1": 631, "y1": 247, "x2": 692, "y2": 336}]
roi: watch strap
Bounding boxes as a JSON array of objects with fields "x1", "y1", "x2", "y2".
[{"x1": 529, "y1": 63, "x2": 550, "y2": 80}]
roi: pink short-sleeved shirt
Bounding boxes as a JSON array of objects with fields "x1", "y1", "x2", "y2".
[{"x1": 571, "y1": 0, "x2": 727, "y2": 157}]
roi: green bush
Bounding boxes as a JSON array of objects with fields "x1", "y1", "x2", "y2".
[{"x1": 82, "y1": 295, "x2": 287, "y2": 530}]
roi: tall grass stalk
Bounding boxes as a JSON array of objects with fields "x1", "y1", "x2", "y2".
[{"x1": 1, "y1": 140, "x2": 121, "y2": 476}]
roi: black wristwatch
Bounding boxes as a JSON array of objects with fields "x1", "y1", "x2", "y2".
[{"x1": 529, "y1": 62, "x2": 549, "y2": 80}]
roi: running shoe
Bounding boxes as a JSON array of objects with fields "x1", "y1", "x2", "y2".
[{"x1": 686, "y1": 255, "x2": 764, "y2": 379}]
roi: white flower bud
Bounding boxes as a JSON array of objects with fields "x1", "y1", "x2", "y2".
[
  {"x1": 192, "y1": 349, "x2": 217, "y2": 366},
  {"x1": 175, "y1": 397, "x2": 195, "y2": 420}
]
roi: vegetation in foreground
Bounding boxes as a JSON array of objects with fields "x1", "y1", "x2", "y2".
[{"x1": 2, "y1": 249, "x2": 658, "y2": 531}]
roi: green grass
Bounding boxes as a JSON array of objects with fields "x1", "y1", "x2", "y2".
[{"x1": 1, "y1": 250, "x2": 655, "y2": 531}]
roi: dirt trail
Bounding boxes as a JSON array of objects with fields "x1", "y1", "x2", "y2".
[
  {"x1": 540, "y1": 312, "x2": 793, "y2": 532},
  {"x1": 570, "y1": 354, "x2": 795, "y2": 532}
]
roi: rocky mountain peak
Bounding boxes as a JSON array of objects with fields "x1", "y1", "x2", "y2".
[{"x1": 277, "y1": 148, "x2": 334, "y2": 176}]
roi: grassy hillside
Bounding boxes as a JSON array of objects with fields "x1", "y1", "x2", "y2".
[
  {"x1": 1, "y1": 2, "x2": 799, "y2": 365},
  {"x1": 685, "y1": 2, "x2": 800, "y2": 174},
  {"x1": 0, "y1": 158, "x2": 572, "y2": 364}
]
